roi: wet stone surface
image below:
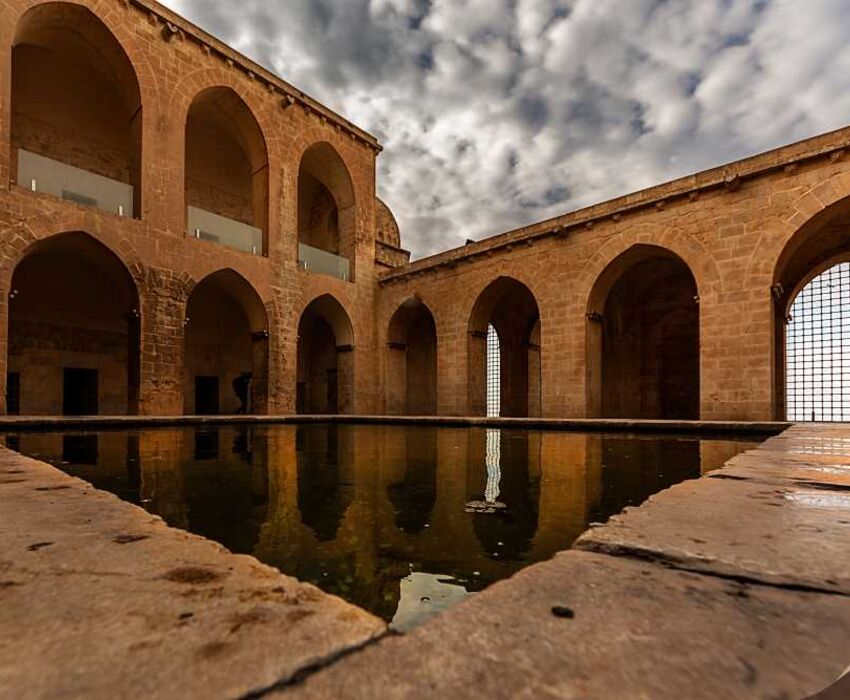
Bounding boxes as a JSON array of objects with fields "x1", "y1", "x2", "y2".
[{"x1": 0, "y1": 447, "x2": 385, "y2": 700}]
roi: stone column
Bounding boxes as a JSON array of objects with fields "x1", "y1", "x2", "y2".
[{"x1": 139, "y1": 269, "x2": 189, "y2": 416}]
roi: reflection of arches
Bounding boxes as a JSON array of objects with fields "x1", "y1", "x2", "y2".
[
  {"x1": 183, "y1": 269, "x2": 269, "y2": 415},
  {"x1": 386, "y1": 429, "x2": 437, "y2": 533},
  {"x1": 297, "y1": 142, "x2": 356, "y2": 280},
  {"x1": 773, "y1": 197, "x2": 850, "y2": 420},
  {"x1": 297, "y1": 295, "x2": 354, "y2": 414},
  {"x1": 296, "y1": 425, "x2": 353, "y2": 541},
  {"x1": 7, "y1": 232, "x2": 141, "y2": 415},
  {"x1": 587, "y1": 245, "x2": 699, "y2": 419},
  {"x1": 185, "y1": 87, "x2": 269, "y2": 253},
  {"x1": 468, "y1": 278, "x2": 540, "y2": 417},
  {"x1": 386, "y1": 298, "x2": 437, "y2": 415},
  {"x1": 12, "y1": 3, "x2": 143, "y2": 216}
]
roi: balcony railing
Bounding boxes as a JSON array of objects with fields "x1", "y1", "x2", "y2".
[
  {"x1": 17, "y1": 148, "x2": 134, "y2": 217},
  {"x1": 187, "y1": 206, "x2": 264, "y2": 256},
  {"x1": 298, "y1": 242, "x2": 351, "y2": 281}
]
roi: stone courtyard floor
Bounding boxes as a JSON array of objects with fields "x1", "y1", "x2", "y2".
[{"x1": 1, "y1": 421, "x2": 848, "y2": 699}]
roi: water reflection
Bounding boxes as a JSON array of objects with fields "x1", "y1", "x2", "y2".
[{"x1": 6, "y1": 424, "x2": 761, "y2": 629}]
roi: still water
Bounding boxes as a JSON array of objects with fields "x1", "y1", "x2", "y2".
[{"x1": 5, "y1": 424, "x2": 760, "y2": 630}]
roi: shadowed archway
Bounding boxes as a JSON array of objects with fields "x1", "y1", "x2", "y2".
[
  {"x1": 587, "y1": 245, "x2": 699, "y2": 419},
  {"x1": 386, "y1": 298, "x2": 437, "y2": 415},
  {"x1": 183, "y1": 270, "x2": 269, "y2": 415},
  {"x1": 7, "y1": 232, "x2": 141, "y2": 415},
  {"x1": 297, "y1": 295, "x2": 354, "y2": 414}
]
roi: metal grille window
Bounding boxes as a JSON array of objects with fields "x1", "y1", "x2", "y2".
[
  {"x1": 786, "y1": 262, "x2": 850, "y2": 422},
  {"x1": 486, "y1": 324, "x2": 501, "y2": 418}
]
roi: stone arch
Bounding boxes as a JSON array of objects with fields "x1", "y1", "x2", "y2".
[
  {"x1": 183, "y1": 268, "x2": 269, "y2": 415},
  {"x1": 296, "y1": 294, "x2": 355, "y2": 414},
  {"x1": 10, "y1": 2, "x2": 144, "y2": 217},
  {"x1": 386, "y1": 297, "x2": 437, "y2": 415},
  {"x1": 770, "y1": 193, "x2": 850, "y2": 420},
  {"x1": 578, "y1": 226, "x2": 720, "y2": 303},
  {"x1": 0, "y1": 214, "x2": 146, "y2": 292},
  {"x1": 297, "y1": 141, "x2": 357, "y2": 281},
  {"x1": 468, "y1": 276, "x2": 541, "y2": 417},
  {"x1": 7, "y1": 231, "x2": 141, "y2": 415},
  {"x1": 586, "y1": 243, "x2": 700, "y2": 419},
  {"x1": 184, "y1": 85, "x2": 269, "y2": 254}
]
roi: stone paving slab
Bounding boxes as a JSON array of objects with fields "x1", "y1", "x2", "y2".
[
  {"x1": 279, "y1": 550, "x2": 850, "y2": 700},
  {"x1": 0, "y1": 448, "x2": 386, "y2": 700},
  {"x1": 575, "y1": 472, "x2": 850, "y2": 594},
  {"x1": 716, "y1": 451, "x2": 850, "y2": 488}
]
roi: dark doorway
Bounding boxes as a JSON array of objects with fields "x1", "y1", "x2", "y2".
[
  {"x1": 296, "y1": 382, "x2": 306, "y2": 414},
  {"x1": 6, "y1": 373, "x2": 20, "y2": 416},
  {"x1": 63, "y1": 368, "x2": 98, "y2": 416},
  {"x1": 327, "y1": 370, "x2": 339, "y2": 414},
  {"x1": 195, "y1": 376, "x2": 219, "y2": 415}
]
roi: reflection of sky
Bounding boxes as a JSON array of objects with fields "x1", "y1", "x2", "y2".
[
  {"x1": 485, "y1": 429, "x2": 501, "y2": 503},
  {"x1": 787, "y1": 263, "x2": 850, "y2": 422},
  {"x1": 390, "y1": 572, "x2": 471, "y2": 633}
]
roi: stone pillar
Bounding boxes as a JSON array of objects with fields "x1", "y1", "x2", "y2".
[
  {"x1": 139, "y1": 269, "x2": 189, "y2": 416},
  {"x1": 435, "y1": 319, "x2": 468, "y2": 416}
]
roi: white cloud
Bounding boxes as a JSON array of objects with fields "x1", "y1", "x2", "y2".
[{"x1": 163, "y1": 0, "x2": 850, "y2": 258}]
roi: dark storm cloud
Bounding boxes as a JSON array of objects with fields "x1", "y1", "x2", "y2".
[{"x1": 165, "y1": 0, "x2": 850, "y2": 258}]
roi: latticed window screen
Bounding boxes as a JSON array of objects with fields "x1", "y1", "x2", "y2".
[
  {"x1": 486, "y1": 324, "x2": 501, "y2": 418},
  {"x1": 787, "y1": 262, "x2": 850, "y2": 422}
]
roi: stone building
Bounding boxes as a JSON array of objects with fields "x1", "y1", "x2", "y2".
[{"x1": 0, "y1": 0, "x2": 848, "y2": 422}]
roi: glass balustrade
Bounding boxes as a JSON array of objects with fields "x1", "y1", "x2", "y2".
[
  {"x1": 187, "y1": 206, "x2": 264, "y2": 256},
  {"x1": 298, "y1": 242, "x2": 351, "y2": 281},
  {"x1": 17, "y1": 148, "x2": 134, "y2": 217}
]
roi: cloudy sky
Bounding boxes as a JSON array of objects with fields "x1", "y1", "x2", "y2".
[{"x1": 164, "y1": 0, "x2": 850, "y2": 259}]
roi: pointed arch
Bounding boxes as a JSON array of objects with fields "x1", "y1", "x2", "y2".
[
  {"x1": 183, "y1": 269, "x2": 269, "y2": 415},
  {"x1": 468, "y1": 277, "x2": 541, "y2": 417},
  {"x1": 185, "y1": 86, "x2": 269, "y2": 254},
  {"x1": 7, "y1": 231, "x2": 141, "y2": 415},
  {"x1": 772, "y1": 194, "x2": 850, "y2": 420},
  {"x1": 297, "y1": 294, "x2": 355, "y2": 414},
  {"x1": 297, "y1": 142, "x2": 356, "y2": 281},
  {"x1": 11, "y1": 2, "x2": 143, "y2": 217},
  {"x1": 386, "y1": 298, "x2": 437, "y2": 415},
  {"x1": 586, "y1": 244, "x2": 699, "y2": 419}
]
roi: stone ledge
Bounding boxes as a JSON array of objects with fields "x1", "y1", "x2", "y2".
[
  {"x1": 0, "y1": 414, "x2": 791, "y2": 436},
  {"x1": 0, "y1": 448, "x2": 386, "y2": 700},
  {"x1": 280, "y1": 550, "x2": 850, "y2": 700}
]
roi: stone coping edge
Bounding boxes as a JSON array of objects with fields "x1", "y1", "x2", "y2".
[{"x1": 0, "y1": 414, "x2": 791, "y2": 436}]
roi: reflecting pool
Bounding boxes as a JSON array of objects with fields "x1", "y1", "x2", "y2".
[{"x1": 4, "y1": 424, "x2": 761, "y2": 630}]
